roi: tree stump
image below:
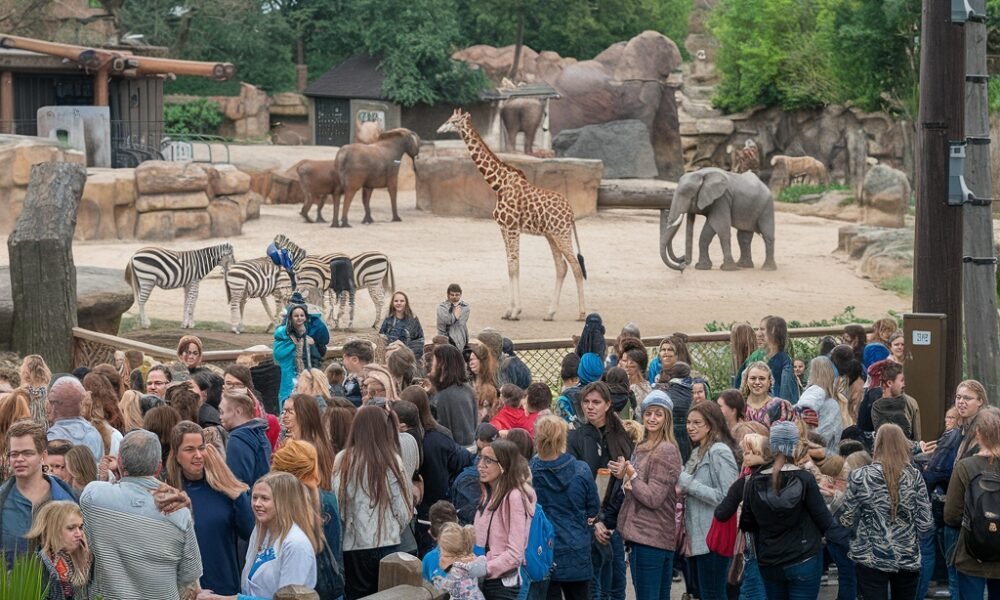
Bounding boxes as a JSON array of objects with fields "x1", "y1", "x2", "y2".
[
  {"x1": 377, "y1": 551, "x2": 423, "y2": 591},
  {"x1": 8, "y1": 162, "x2": 86, "y2": 372}
]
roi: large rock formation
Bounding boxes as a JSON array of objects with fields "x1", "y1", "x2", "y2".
[
  {"x1": 861, "y1": 164, "x2": 909, "y2": 228},
  {"x1": 453, "y1": 31, "x2": 684, "y2": 179},
  {"x1": 552, "y1": 120, "x2": 658, "y2": 179},
  {"x1": 0, "y1": 136, "x2": 86, "y2": 235}
]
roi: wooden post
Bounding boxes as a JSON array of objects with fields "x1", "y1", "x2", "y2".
[
  {"x1": 0, "y1": 71, "x2": 11, "y2": 134},
  {"x1": 94, "y1": 66, "x2": 109, "y2": 107},
  {"x1": 8, "y1": 162, "x2": 87, "y2": 372},
  {"x1": 963, "y1": 0, "x2": 1000, "y2": 402},
  {"x1": 914, "y1": 0, "x2": 966, "y2": 401}
]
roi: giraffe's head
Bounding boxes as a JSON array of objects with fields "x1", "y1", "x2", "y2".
[{"x1": 436, "y1": 109, "x2": 471, "y2": 134}]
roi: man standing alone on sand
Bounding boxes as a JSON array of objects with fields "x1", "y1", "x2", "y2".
[{"x1": 437, "y1": 284, "x2": 470, "y2": 350}]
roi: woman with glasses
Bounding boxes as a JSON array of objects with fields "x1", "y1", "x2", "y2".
[
  {"x1": 176, "y1": 335, "x2": 205, "y2": 374},
  {"x1": 280, "y1": 393, "x2": 334, "y2": 491},
  {"x1": 679, "y1": 402, "x2": 738, "y2": 600}
]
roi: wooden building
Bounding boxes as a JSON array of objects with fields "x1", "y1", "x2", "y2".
[{"x1": 0, "y1": 35, "x2": 234, "y2": 167}]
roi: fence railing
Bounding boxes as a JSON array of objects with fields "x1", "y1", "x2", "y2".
[{"x1": 72, "y1": 325, "x2": 863, "y2": 395}]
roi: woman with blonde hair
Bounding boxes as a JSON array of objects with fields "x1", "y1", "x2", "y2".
[
  {"x1": 293, "y1": 368, "x2": 333, "y2": 410},
  {"x1": 271, "y1": 439, "x2": 343, "y2": 599},
  {"x1": 796, "y1": 356, "x2": 847, "y2": 452},
  {"x1": 619, "y1": 391, "x2": 683, "y2": 600},
  {"x1": 25, "y1": 501, "x2": 90, "y2": 600},
  {"x1": 944, "y1": 406, "x2": 1000, "y2": 597},
  {"x1": 19, "y1": 354, "x2": 51, "y2": 426},
  {"x1": 363, "y1": 363, "x2": 400, "y2": 403},
  {"x1": 64, "y1": 445, "x2": 98, "y2": 492},
  {"x1": 118, "y1": 390, "x2": 145, "y2": 432},
  {"x1": 841, "y1": 423, "x2": 932, "y2": 599},
  {"x1": 165, "y1": 421, "x2": 253, "y2": 596},
  {"x1": 741, "y1": 362, "x2": 796, "y2": 427},
  {"x1": 863, "y1": 317, "x2": 899, "y2": 371}
]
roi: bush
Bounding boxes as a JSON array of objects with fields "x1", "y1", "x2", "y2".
[{"x1": 164, "y1": 99, "x2": 224, "y2": 135}]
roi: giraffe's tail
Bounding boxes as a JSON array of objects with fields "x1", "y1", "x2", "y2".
[{"x1": 572, "y1": 223, "x2": 587, "y2": 280}]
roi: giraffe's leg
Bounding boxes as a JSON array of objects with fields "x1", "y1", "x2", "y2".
[
  {"x1": 544, "y1": 236, "x2": 570, "y2": 321},
  {"x1": 368, "y1": 283, "x2": 384, "y2": 328},
  {"x1": 500, "y1": 229, "x2": 522, "y2": 321},
  {"x1": 563, "y1": 238, "x2": 587, "y2": 321}
]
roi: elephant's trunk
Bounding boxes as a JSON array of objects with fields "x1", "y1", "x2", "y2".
[{"x1": 660, "y1": 210, "x2": 687, "y2": 271}]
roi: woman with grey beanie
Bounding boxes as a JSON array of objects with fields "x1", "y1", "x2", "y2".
[{"x1": 740, "y1": 420, "x2": 834, "y2": 600}]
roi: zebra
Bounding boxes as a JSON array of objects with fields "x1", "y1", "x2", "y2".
[
  {"x1": 125, "y1": 243, "x2": 236, "y2": 329},
  {"x1": 272, "y1": 235, "x2": 395, "y2": 328},
  {"x1": 225, "y1": 257, "x2": 294, "y2": 334}
]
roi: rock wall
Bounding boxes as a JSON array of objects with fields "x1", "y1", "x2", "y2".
[
  {"x1": 166, "y1": 83, "x2": 273, "y2": 141},
  {"x1": 0, "y1": 136, "x2": 86, "y2": 235},
  {"x1": 453, "y1": 31, "x2": 685, "y2": 180},
  {"x1": 414, "y1": 144, "x2": 601, "y2": 219}
]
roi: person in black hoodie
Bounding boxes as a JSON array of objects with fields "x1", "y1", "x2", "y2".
[
  {"x1": 218, "y1": 389, "x2": 272, "y2": 487},
  {"x1": 567, "y1": 382, "x2": 634, "y2": 600},
  {"x1": 731, "y1": 420, "x2": 833, "y2": 600}
]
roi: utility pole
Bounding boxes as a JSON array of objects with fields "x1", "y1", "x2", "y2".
[
  {"x1": 914, "y1": 0, "x2": 966, "y2": 399},
  {"x1": 963, "y1": 0, "x2": 1000, "y2": 402}
]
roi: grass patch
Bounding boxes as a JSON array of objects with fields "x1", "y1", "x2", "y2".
[
  {"x1": 778, "y1": 183, "x2": 850, "y2": 203},
  {"x1": 118, "y1": 315, "x2": 270, "y2": 336},
  {"x1": 880, "y1": 275, "x2": 913, "y2": 297},
  {"x1": 839, "y1": 196, "x2": 856, "y2": 207}
]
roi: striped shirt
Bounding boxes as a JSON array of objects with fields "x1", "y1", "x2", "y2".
[{"x1": 81, "y1": 477, "x2": 202, "y2": 600}]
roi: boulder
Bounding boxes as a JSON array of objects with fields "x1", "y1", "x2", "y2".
[
  {"x1": 230, "y1": 191, "x2": 264, "y2": 221},
  {"x1": 114, "y1": 204, "x2": 137, "y2": 239},
  {"x1": 552, "y1": 120, "x2": 657, "y2": 179},
  {"x1": 454, "y1": 31, "x2": 684, "y2": 179},
  {"x1": 208, "y1": 164, "x2": 252, "y2": 196},
  {"x1": 78, "y1": 168, "x2": 137, "y2": 240},
  {"x1": 861, "y1": 164, "x2": 909, "y2": 228},
  {"x1": 135, "y1": 161, "x2": 210, "y2": 194},
  {"x1": 173, "y1": 210, "x2": 212, "y2": 239},
  {"x1": 0, "y1": 266, "x2": 133, "y2": 347},
  {"x1": 208, "y1": 198, "x2": 242, "y2": 237},
  {"x1": 837, "y1": 224, "x2": 913, "y2": 284},
  {"x1": 136, "y1": 191, "x2": 210, "y2": 213},
  {"x1": 415, "y1": 154, "x2": 601, "y2": 219},
  {"x1": 134, "y1": 211, "x2": 176, "y2": 241}
]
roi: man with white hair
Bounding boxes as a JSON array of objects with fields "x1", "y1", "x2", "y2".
[
  {"x1": 45, "y1": 376, "x2": 103, "y2": 461},
  {"x1": 81, "y1": 429, "x2": 202, "y2": 600}
]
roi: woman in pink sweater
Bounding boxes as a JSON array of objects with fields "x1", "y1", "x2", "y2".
[{"x1": 474, "y1": 438, "x2": 536, "y2": 600}]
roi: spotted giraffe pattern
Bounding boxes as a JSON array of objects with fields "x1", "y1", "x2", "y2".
[{"x1": 437, "y1": 109, "x2": 586, "y2": 321}]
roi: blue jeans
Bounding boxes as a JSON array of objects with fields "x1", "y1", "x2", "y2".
[
  {"x1": 917, "y1": 527, "x2": 939, "y2": 600},
  {"x1": 629, "y1": 543, "x2": 674, "y2": 600},
  {"x1": 946, "y1": 525, "x2": 961, "y2": 599},
  {"x1": 957, "y1": 572, "x2": 1000, "y2": 599},
  {"x1": 692, "y1": 551, "x2": 731, "y2": 600},
  {"x1": 590, "y1": 537, "x2": 611, "y2": 600},
  {"x1": 758, "y1": 553, "x2": 823, "y2": 600},
  {"x1": 609, "y1": 532, "x2": 625, "y2": 599},
  {"x1": 740, "y1": 555, "x2": 767, "y2": 600},
  {"x1": 825, "y1": 526, "x2": 858, "y2": 600}
]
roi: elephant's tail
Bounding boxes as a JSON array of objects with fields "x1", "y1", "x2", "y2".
[{"x1": 572, "y1": 223, "x2": 587, "y2": 280}]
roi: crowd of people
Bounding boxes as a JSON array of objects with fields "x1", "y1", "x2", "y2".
[{"x1": 0, "y1": 284, "x2": 993, "y2": 600}]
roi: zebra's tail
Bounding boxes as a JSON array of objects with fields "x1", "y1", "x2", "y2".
[
  {"x1": 384, "y1": 258, "x2": 395, "y2": 296},
  {"x1": 124, "y1": 260, "x2": 139, "y2": 300}
]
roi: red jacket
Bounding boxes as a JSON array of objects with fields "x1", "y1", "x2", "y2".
[{"x1": 491, "y1": 406, "x2": 529, "y2": 435}]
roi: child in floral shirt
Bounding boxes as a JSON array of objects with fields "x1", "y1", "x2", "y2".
[{"x1": 431, "y1": 522, "x2": 487, "y2": 600}]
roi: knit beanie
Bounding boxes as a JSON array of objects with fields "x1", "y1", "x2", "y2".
[
  {"x1": 577, "y1": 353, "x2": 604, "y2": 385},
  {"x1": 271, "y1": 439, "x2": 320, "y2": 490},
  {"x1": 640, "y1": 390, "x2": 673, "y2": 415},
  {"x1": 770, "y1": 420, "x2": 800, "y2": 457}
]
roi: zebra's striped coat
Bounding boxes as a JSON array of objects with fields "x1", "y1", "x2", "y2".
[
  {"x1": 125, "y1": 243, "x2": 235, "y2": 328},
  {"x1": 225, "y1": 257, "x2": 293, "y2": 333}
]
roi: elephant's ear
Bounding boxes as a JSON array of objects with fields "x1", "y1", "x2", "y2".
[{"x1": 696, "y1": 172, "x2": 728, "y2": 210}]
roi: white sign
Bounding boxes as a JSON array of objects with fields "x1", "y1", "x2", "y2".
[{"x1": 912, "y1": 330, "x2": 932, "y2": 346}]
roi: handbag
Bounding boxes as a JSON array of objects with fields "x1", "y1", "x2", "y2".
[
  {"x1": 674, "y1": 492, "x2": 690, "y2": 556},
  {"x1": 706, "y1": 513, "x2": 738, "y2": 557}
]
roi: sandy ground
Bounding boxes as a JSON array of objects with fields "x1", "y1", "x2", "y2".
[{"x1": 0, "y1": 187, "x2": 909, "y2": 345}]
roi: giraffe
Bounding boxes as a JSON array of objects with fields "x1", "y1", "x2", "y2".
[{"x1": 436, "y1": 108, "x2": 587, "y2": 321}]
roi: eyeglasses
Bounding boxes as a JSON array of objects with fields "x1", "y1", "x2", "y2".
[
  {"x1": 282, "y1": 407, "x2": 295, "y2": 416},
  {"x1": 7, "y1": 450, "x2": 37, "y2": 460},
  {"x1": 147, "y1": 379, "x2": 167, "y2": 387},
  {"x1": 480, "y1": 455, "x2": 499, "y2": 467}
]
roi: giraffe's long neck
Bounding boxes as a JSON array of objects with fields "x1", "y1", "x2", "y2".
[{"x1": 458, "y1": 121, "x2": 515, "y2": 192}]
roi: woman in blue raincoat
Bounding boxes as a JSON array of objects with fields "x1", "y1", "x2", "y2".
[{"x1": 273, "y1": 292, "x2": 329, "y2": 409}]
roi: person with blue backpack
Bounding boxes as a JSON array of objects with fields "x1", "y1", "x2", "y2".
[
  {"x1": 474, "y1": 439, "x2": 537, "y2": 600},
  {"x1": 530, "y1": 415, "x2": 600, "y2": 600}
]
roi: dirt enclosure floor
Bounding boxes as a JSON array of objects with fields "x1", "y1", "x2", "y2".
[{"x1": 0, "y1": 189, "x2": 907, "y2": 349}]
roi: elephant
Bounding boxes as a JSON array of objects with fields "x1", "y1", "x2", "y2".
[
  {"x1": 500, "y1": 97, "x2": 544, "y2": 154},
  {"x1": 296, "y1": 160, "x2": 340, "y2": 223},
  {"x1": 660, "y1": 168, "x2": 777, "y2": 272},
  {"x1": 330, "y1": 128, "x2": 420, "y2": 227}
]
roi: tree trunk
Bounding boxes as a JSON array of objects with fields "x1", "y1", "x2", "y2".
[
  {"x1": 507, "y1": 11, "x2": 525, "y2": 82},
  {"x1": 963, "y1": 0, "x2": 1000, "y2": 402},
  {"x1": 8, "y1": 162, "x2": 86, "y2": 373}
]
